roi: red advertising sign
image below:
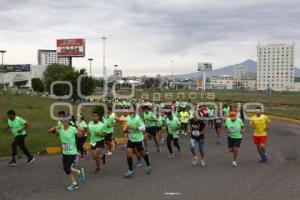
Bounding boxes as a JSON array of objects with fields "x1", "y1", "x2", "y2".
[{"x1": 56, "y1": 38, "x2": 85, "y2": 57}]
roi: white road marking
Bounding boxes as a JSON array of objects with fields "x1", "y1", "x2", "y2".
[{"x1": 165, "y1": 192, "x2": 182, "y2": 196}]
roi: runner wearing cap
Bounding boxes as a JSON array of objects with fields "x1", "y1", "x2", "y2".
[
  {"x1": 250, "y1": 107, "x2": 271, "y2": 162},
  {"x1": 48, "y1": 115, "x2": 85, "y2": 191},
  {"x1": 225, "y1": 111, "x2": 244, "y2": 167}
]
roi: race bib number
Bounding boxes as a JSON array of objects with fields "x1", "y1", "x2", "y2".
[
  {"x1": 62, "y1": 143, "x2": 72, "y2": 151},
  {"x1": 192, "y1": 130, "x2": 201, "y2": 137},
  {"x1": 230, "y1": 127, "x2": 238, "y2": 132}
]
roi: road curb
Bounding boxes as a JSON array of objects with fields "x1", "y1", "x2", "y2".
[
  {"x1": 267, "y1": 115, "x2": 300, "y2": 125},
  {"x1": 45, "y1": 137, "x2": 128, "y2": 155}
]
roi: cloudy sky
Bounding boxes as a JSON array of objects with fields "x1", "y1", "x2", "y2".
[{"x1": 0, "y1": 0, "x2": 299, "y2": 76}]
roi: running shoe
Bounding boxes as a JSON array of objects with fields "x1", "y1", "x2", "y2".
[
  {"x1": 102, "y1": 154, "x2": 107, "y2": 165},
  {"x1": 107, "y1": 151, "x2": 113, "y2": 156},
  {"x1": 263, "y1": 154, "x2": 269, "y2": 162},
  {"x1": 94, "y1": 168, "x2": 103, "y2": 175},
  {"x1": 145, "y1": 165, "x2": 152, "y2": 175},
  {"x1": 201, "y1": 159, "x2": 206, "y2": 167},
  {"x1": 78, "y1": 168, "x2": 85, "y2": 182},
  {"x1": 26, "y1": 157, "x2": 35, "y2": 165},
  {"x1": 124, "y1": 170, "x2": 135, "y2": 178},
  {"x1": 168, "y1": 154, "x2": 175, "y2": 158},
  {"x1": 67, "y1": 183, "x2": 79, "y2": 191},
  {"x1": 157, "y1": 147, "x2": 161, "y2": 153},
  {"x1": 232, "y1": 161, "x2": 238, "y2": 167},
  {"x1": 134, "y1": 160, "x2": 144, "y2": 168},
  {"x1": 192, "y1": 157, "x2": 198, "y2": 165},
  {"x1": 8, "y1": 160, "x2": 17, "y2": 166}
]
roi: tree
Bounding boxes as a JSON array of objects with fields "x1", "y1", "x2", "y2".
[
  {"x1": 31, "y1": 78, "x2": 44, "y2": 92},
  {"x1": 43, "y1": 64, "x2": 96, "y2": 101}
]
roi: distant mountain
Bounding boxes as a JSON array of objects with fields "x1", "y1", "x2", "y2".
[{"x1": 167, "y1": 59, "x2": 300, "y2": 79}]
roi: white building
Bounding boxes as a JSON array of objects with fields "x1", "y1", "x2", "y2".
[
  {"x1": 211, "y1": 75, "x2": 234, "y2": 89},
  {"x1": 234, "y1": 64, "x2": 247, "y2": 80},
  {"x1": 0, "y1": 65, "x2": 47, "y2": 88},
  {"x1": 257, "y1": 43, "x2": 295, "y2": 91},
  {"x1": 38, "y1": 49, "x2": 70, "y2": 66}
]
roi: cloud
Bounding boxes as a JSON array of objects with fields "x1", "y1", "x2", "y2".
[{"x1": 0, "y1": 0, "x2": 299, "y2": 76}]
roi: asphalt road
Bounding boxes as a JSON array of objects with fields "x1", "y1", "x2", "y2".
[{"x1": 0, "y1": 120, "x2": 300, "y2": 200}]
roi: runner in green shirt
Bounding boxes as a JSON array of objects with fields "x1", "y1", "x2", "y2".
[
  {"x1": 124, "y1": 108, "x2": 152, "y2": 178},
  {"x1": 102, "y1": 107, "x2": 116, "y2": 156},
  {"x1": 88, "y1": 111, "x2": 107, "y2": 175},
  {"x1": 143, "y1": 105, "x2": 160, "y2": 153},
  {"x1": 165, "y1": 112, "x2": 181, "y2": 158},
  {"x1": 225, "y1": 111, "x2": 244, "y2": 167},
  {"x1": 6, "y1": 110, "x2": 35, "y2": 166},
  {"x1": 48, "y1": 115, "x2": 85, "y2": 191}
]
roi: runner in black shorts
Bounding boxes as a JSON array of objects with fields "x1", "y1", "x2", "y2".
[{"x1": 214, "y1": 112, "x2": 223, "y2": 144}]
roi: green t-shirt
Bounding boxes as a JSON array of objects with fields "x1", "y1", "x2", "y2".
[
  {"x1": 223, "y1": 107, "x2": 230, "y2": 116},
  {"x1": 88, "y1": 121, "x2": 105, "y2": 143},
  {"x1": 225, "y1": 118, "x2": 244, "y2": 139},
  {"x1": 144, "y1": 112, "x2": 157, "y2": 127},
  {"x1": 156, "y1": 116, "x2": 164, "y2": 127},
  {"x1": 166, "y1": 117, "x2": 181, "y2": 136},
  {"x1": 102, "y1": 113, "x2": 115, "y2": 134},
  {"x1": 127, "y1": 115, "x2": 145, "y2": 142},
  {"x1": 76, "y1": 120, "x2": 88, "y2": 129},
  {"x1": 58, "y1": 126, "x2": 78, "y2": 155},
  {"x1": 8, "y1": 116, "x2": 27, "y2": 138}
]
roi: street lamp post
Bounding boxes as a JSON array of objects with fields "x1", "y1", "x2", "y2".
[
  {"x1": 0, "y1": 50, "x2": 7, "y2": 90},
  {"x1": 171, "y1": 59, "x2": 174, "y2": 82},
  {"x1": 101, "y1": 37, "x2": 107, "y2": 80},
  {"x1": 88, "y1": 58, "x2": 94, "y2": 76}
]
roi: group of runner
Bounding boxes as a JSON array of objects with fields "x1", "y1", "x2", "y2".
[{"x1": 4, "y1": 99, "x2": 271, "y2": 191}]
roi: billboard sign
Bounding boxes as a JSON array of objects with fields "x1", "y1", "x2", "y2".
[
  {"x1": 57, "y1": 38, "x2": 85, "y2": 57},
  {"x1": 0, "y1": 64, "x2": 31, "y2": 73},
  {"x1": 198, "y1": 63, "x2": 212, "y2": 72}
]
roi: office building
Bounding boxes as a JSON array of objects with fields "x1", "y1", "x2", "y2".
[
  {"x1": 257, "y1": 43, "x2": 295, "y2": 91},
  {"x1": 38, "y1": 49, "x2": 70, "y2": 66}
]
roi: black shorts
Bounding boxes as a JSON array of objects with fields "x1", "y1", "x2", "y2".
[
  {"x1": 156, "y1": 126, "x2": 162, "y2": 132},
  {"x1": 146, "y1": 126, "x2": 157, "y2": 136},
  {"x1": 104, "y1": 133, "x2": 113, "y2": 142},
  {"x1": 62, "y1": 154, "x2": 77, "y2": 174},
  {"x1": 215, "y1": 124, "x2": 222, "y2": 130},
  {"x1": 127, "y1": 140, "x2": 144, "y2": 151},
  {"x1": 91, "y1": 140, "x2": 105, "y2": 150},
  {"x1": 227, "y1": 137, "x2": 242, "y2": 148},
  {"x1": 181, "y1": 123, "x2": 188, "y2": 130}
]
